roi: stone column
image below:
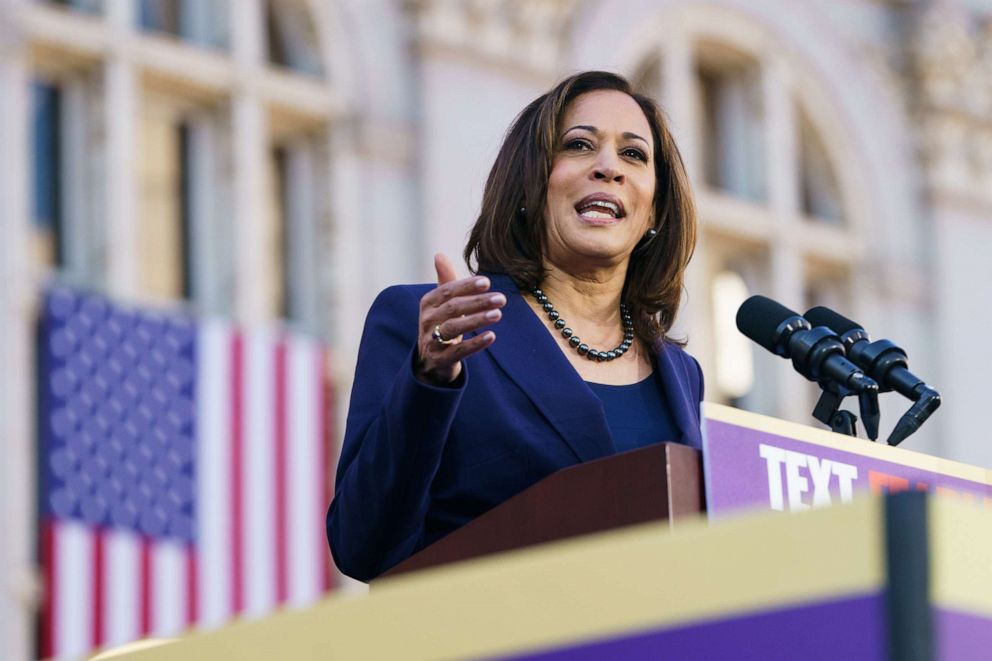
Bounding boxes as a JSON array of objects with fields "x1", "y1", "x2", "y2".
[
  {"x1": 762, "y1": 52, "x2": 806, "y2": 422},
  {"x1": 0, "y1": 2, "x2": 41, "y2": 659},
  {"x1": 662, "y1": 29, "x2": 702, "y2": 185},
  {"x1": 103, "y1": 0, "x2": 139, "y2": 298},
  {"x1": 660, "y1": 30, "x2": 714, "y2": 387},
  {"x1": 230, "y1": 0, "x2": 271, "y2": 324}
]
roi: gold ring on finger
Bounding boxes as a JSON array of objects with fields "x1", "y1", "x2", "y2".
[{"x1": 432, "y1": 325, "x2": 457, "y2": 345}]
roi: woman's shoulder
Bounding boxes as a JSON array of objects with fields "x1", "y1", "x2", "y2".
[
  {"x1": 657, "y1": 340, "x2": 705, "y2": 400},
  {"x1": 358, "y1": 284, "x2": 435, "y2": 341},
  {"x1": 374, "y1": 282, "x2": 434, "y2": 300},
  {"x1": 659, "y1": 340, "x2": 700, "y2": 365}
]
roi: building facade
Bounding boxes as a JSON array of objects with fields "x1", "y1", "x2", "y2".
[{"x1": 2, "y1": 0, "x2": 991, "y2": 658}]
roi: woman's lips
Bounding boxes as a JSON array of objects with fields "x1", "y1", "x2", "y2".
[
  {"x1": 574, "y1": 194, "x2": 625, "y2": 219},
  {"x1": 574, "y1": 208, "x2": 623, "y2": 225}
]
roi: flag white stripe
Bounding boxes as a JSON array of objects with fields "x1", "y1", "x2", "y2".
[
  {"x1": 152, "y1": 541, "x2": 186, "y2": 637},
  {"x1": 104, "y1": 529, "x2": 140, "y2": 648},
  {"x1": 197, "y1": 319, "x2": 232, "y2": 628},
  {"x1": 55, "y1": 521, "x2": 93, "y2": 658},
  {"x1": 244, "y1": 328, "x2": 276, "y2": 617},
  {"x1": 288, "y1": 338, "x2": 321, "y2": 607}
]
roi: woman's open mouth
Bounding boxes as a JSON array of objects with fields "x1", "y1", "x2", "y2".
[{"x1": 574, "y1": 194, "x2": 625, "y2": 222}]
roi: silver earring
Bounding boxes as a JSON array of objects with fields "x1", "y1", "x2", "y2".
[{"x1": 519, "y1": 207, "x2": 527, "y2": 217}]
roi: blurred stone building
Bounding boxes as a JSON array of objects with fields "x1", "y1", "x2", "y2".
[{"x1": 2, "y1": 0, "x2": 991, "y2": 659}]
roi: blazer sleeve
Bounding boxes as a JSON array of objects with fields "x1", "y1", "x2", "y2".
[{"x1": 326, "y1": 285, "x2": 467, "y2": 581}]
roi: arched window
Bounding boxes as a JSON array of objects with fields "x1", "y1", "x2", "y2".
[
  {"x1": 696, "y1": 44, "x2": 766, "y2": 203},
  {"x1": 265, "y1": 0, "x2": 324, "y2": 77},
  {"x1": 138, "y1": 98, "x2": 195, "y2": 301},
  {"x1": 629, "y1": 23, "x2": 859, "y2": 424},
  {"x1": 30, "y1": 79, "x2": 62, "y2": 269},
  {"x1": 28, "y1": 67, "x2": 103, "y2": 283},
  {"x1": 137, "y1": 0, "x2": 229, "y2": 50},
  {"x1": 798, "y1": 105, "x2": 844, "y2": 224}
]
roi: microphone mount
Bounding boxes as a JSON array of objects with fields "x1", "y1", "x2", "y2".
[
  {"x1": 810, "y1": 380, "x2": 881, "y2": 441},
  {"x1": 816, "y1": 312, "x2": 942, "y2": 446}
]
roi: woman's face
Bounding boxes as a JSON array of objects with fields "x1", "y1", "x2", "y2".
[{"x1": 542, "y1": 89, "x2": 657, "y2": 273}]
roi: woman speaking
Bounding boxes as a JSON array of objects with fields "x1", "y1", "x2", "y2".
[{"x1": 327, "y1": 71, "x2": 702, "y2": 582}]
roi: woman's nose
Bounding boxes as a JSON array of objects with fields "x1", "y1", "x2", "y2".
[{"x1": 592, "y1": 153, "x2": 624, "y2": 183}]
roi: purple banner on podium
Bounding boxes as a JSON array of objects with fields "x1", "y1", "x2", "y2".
[
  {"x1": 508, "y1": 593, "x2": 888, "y2": 661},
  {"x1": 702, "y1": 406, "x2": 992, "y2": 517}
]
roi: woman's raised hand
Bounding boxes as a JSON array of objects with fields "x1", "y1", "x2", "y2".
[{"x1": 415, "y1": 253, "x2": 505, "y2": 386}]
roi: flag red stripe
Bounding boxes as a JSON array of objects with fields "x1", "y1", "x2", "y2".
[
  {"x1": 92, "y1": 529, "x2": 105, "y2": 649},
  {"x1": 40, "y1": 521, "x2": 56, "y2": 658},
  {"x1": 140, "y1": 539, "x2": 152, "y2": 636},
  {"x1": 186, "y1": 544, "x2": 198, "y2": 627},
  {"x1": 231, "y1": 332, "x2": 245, "y2": 615},
  {"x1": 274, "y1": 338, "x2": 289, "y2": 604},
  {"x1": 318, "y1": 347, "x2": 333, "y2": 592}
]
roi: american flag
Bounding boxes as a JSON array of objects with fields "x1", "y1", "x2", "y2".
[{"x1": 38, "y1": 287, "x2": 334, "y2": 659}]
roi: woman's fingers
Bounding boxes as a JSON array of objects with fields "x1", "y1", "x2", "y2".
[
  {"x1": 433, "y1": 307, "x2": 502, "y2": 341},
  {"x1": 421, "y1": 274, "x2": 491, "y2": 310},
  {"x1": 431, "y1": 291, "x2": 505, "y2": 325},
  {"x1": 422, "y1": 291, "x2": 505, "y2": 347}
]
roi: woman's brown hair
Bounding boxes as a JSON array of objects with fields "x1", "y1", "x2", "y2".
[{"x1": 464, "y1": 70, "x2": 697, "y2": 350}]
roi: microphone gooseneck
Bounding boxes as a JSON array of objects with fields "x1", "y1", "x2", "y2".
[{"x1": 804, "y1": 306, "x2": 941, "y2": 446}]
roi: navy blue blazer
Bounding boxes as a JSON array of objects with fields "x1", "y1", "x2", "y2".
[{"x1": 326, "y1": 273, "x2": 704, "y2": 582}]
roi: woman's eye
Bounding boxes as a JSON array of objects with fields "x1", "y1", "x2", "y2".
[
  {"x1": 565, "y1": 138, "x2": 593, "y2": 151},
  {"x1": 623, "y1": 148, "x2": 648, "y2": 162}
]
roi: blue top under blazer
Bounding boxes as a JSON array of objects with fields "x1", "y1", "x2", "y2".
[{"x1": 326, "y1": 273, "x2": 704, "y2": 582}]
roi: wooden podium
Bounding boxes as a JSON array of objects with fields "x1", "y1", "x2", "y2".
[{"x1": 381, "y1": 441, "x2": 704, "y2": 578}]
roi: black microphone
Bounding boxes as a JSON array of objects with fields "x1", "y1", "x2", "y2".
[
  {"x1": 736, "y1": 295, "x2": 878, "y2": 394},
  {"x1": 804, "y1": 306, "x2": 941, "y2": 445}
]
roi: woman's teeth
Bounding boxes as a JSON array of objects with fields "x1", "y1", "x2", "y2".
[
  {"x1": 576, "y1": 200, "x2": 621, "y2": 219},
  {"x1": 580, "y1": 209, "x2": 615, "y2": 219}
]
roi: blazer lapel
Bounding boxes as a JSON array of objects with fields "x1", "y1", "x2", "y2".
[
  {"x1": 483, "y1": 274, "x2": 615, "y2": 462},
  {"x1": 654, "y1": 343, "x2": 703, "y2": 449}
]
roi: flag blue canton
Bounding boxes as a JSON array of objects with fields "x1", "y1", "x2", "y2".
[{"x1": 41, "y1": 287, "x2": 198, "y2": 542}]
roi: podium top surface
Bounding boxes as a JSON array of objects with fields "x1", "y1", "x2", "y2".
[{"x1": 103, "y1": 493, "x2": 992, "y2": 661}]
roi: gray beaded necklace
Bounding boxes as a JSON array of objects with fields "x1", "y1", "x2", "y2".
[{"x1": 530, "y1": 287, "x2": 634, "y2": 362}]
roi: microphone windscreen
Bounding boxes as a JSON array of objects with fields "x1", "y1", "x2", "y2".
[
  {"x1": 805, "y1": 306, "x2": 862, "y2": 335},
  {"x1": 736, "y1": 295, "x2": 801, "y2": 352}
]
